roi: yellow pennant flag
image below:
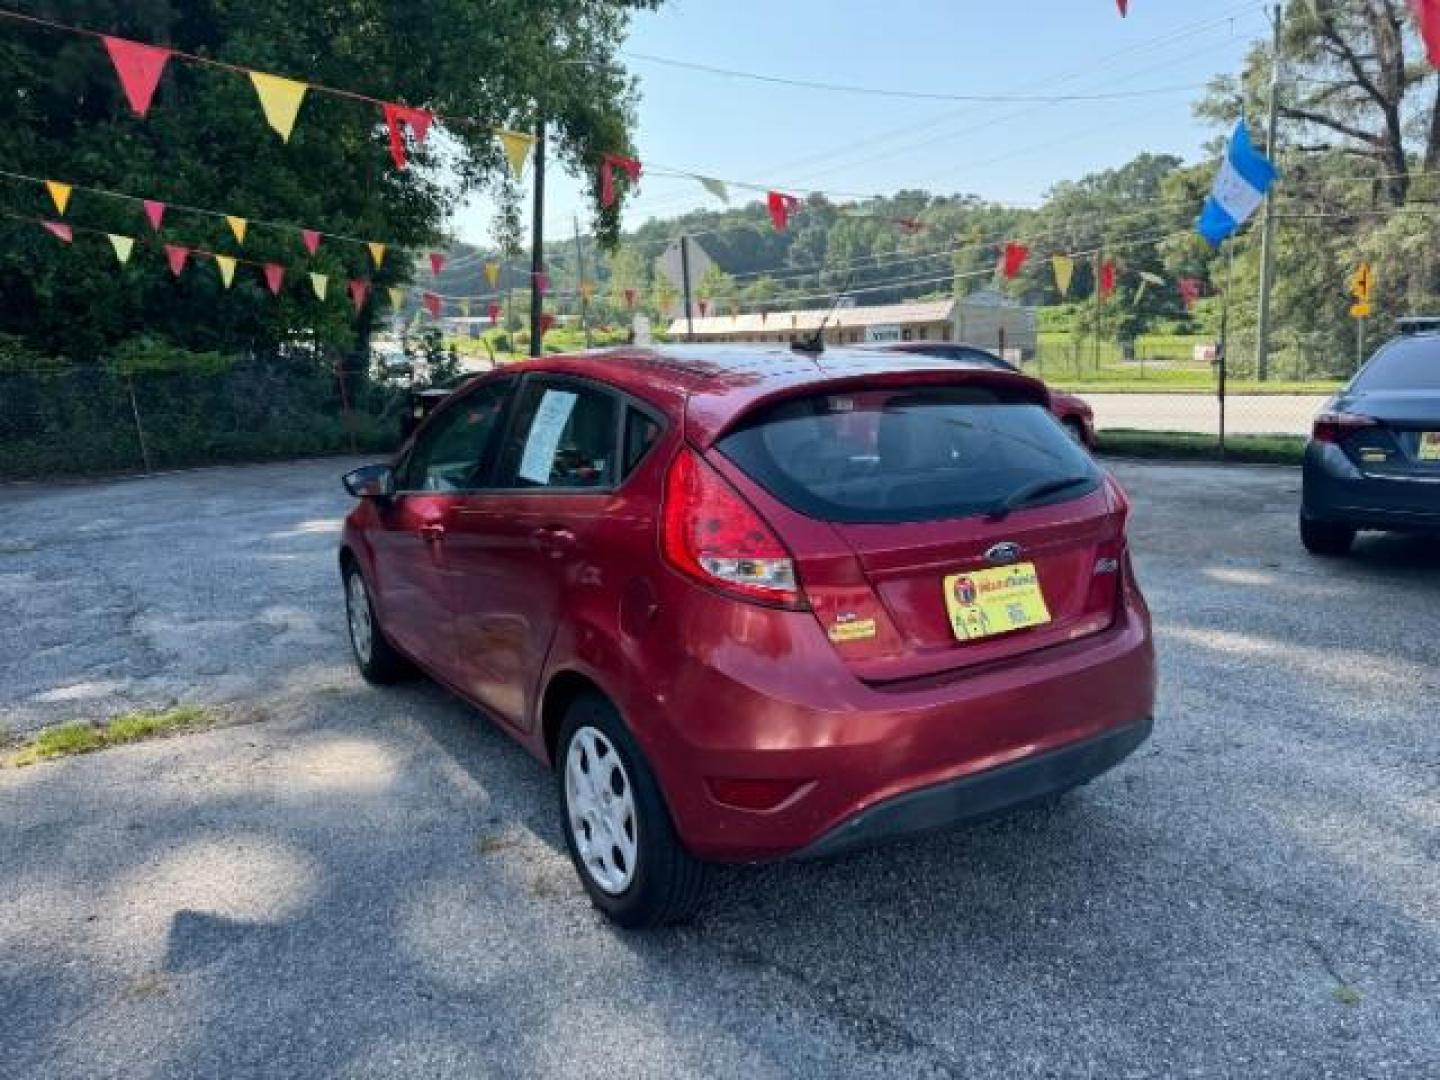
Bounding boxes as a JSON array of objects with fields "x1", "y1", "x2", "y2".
[
  {"x1": 497, "y1": 129, "x2": 536, "y2": 178},
  {"x1": 458, "y1": 297, "x2": 471, "y2": 317},
  {"x1": 215, "y1": 254, "x2": 237, "y2": 289},
  {"x1": 107, "y1": 234, "x2": 134, "y2": 265},
  {"x1": 46, "y1": 181, "x2": 73, "y2": 215},
  {"x1": 309, "y1": 272, "x2": 328, "y2": 300},
  {"x1": 388, "y1": 287, "x2": 406, "y2": 310},
  {"x1": 226, "y1": 216, "x2": 247, "y2": 245},
  {"x1": 368, "y1": 242, "x2": 386, "y2": 268},
  {"x1": 1051, "y1": 254, "x2": 1075, "y2": 298},
  {"x1": 483, "y1": 261, "x2": 500, "y2": 287},
  {"x1": 249, "y1": 71, "x2": 308, "y2": 143}
]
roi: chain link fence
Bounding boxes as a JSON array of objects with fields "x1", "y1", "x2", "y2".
[{"x1": 1022, "y1": 328, "x2": 1374, "y2": 452}]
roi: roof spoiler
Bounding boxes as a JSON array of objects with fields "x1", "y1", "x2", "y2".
[{"x1": 1396, "y1": 316, "x2": 1440, "y2": 335}]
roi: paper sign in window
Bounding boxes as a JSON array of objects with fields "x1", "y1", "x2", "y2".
[{"x1": 518, "y1": 389, "x2": 578, "y2": 485}]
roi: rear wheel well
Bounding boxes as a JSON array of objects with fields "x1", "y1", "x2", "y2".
[{"x1": 541, "y1": 671, "x2": 607, "y2": 767}]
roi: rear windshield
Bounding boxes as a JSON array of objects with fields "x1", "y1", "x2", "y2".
[
  {"x1": 1354, "y1": 337, "x2": 1440, "y2": 391},
  {"x1": 717, "y1": 385, "x2": 1099, "y2": 524}
]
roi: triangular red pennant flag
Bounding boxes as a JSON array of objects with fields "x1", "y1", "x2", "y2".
[
  {"x1": 164, "y1": 244, "x2": 189, "y2": 277},
  {"x1": 897, "y1": 217, "x2": 923, "y2": 235},
  {"x1": 143, "y1": 199, "x2": 165, "y2": 231},
  {"x1": 42, "y1": 221, "x2": 73, "y2": 243},
  {"x1": 382, "y1": 103, "x2": 434, "y2": 170},
  {"x1": 429, "y1": 252, "x2": 446, "y2": 277},
  {"x1": 1099, "y1": 261, "x2": 1117, "y2": 298},
  {"x1": 348, "y1": 279, "x2": 370, "y2": 312},
  {"x1": 301, "y1": 229, "x2": 321, "y2": 255},
  {"x1": 1117, "y1": 0, "x2": 1129, "y2": 15},
  {"x1": 102, "y1": 36, "x2": 172, "y2": 118},
  {"x1": 422, "y1": 291, "x2": 441, "y2": 318},
  {"x1": 487, "y1": 302, "x2": 501, "y2": 323},
  {"x1": 1001, "y1": 242, "x2": 1030, "y2": 279},
  {"x1": 263, "y1": 263, "x2": 284, "y2": 295},
  {"x1": 539, "y1": 313, "x2": 556, "y2": 335},
  {"x1": 767, "y1": 191, "x2": 800, "y2": 232},
  {"x1": 623, "y1": 288, "x2": 636, "y2": 308},
  {"x1": 599, "y1": 153, "x2": 643, "y2": 208},
  {"x1": 698, "y1": 299, "x2": 709, "y2": 317},
  {"x1": 1415, "y1": 1, "x2": 1440, "y2": 66},
  {"x1": 534, "y1": 271, "x2": 549, "y2": 294}
]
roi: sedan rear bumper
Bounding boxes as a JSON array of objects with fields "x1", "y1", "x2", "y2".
[
  {"x1": 798, "y1": 715, "x2": 1152, "y2": 860},
  {"x1": 1303, "y1": 442, "x2": 1440, "y2": 532}
]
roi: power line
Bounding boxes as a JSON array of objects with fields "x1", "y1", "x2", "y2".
[{"x1": 618, "y1": 50, "x2": 1212, "y2": 104}]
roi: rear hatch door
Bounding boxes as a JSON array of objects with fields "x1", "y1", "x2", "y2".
[{"x1": 715, "y1": 380, "x2": 1125, "y2": 684}]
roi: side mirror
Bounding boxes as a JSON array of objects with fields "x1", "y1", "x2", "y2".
[{"x1": 342, "y1": 464, "x2": 395, "y2": 501}]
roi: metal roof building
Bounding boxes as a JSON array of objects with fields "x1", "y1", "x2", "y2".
[{"x1": 667, "y1": 292, "x2": 1036, "y2": 358}]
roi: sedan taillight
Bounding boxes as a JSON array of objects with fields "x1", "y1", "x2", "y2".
[{"x1": 1312, "y1": 412, "x2": 1376, "y2": 444}]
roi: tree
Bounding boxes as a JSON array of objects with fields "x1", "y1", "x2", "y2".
[
  {"x1": 1198, "y1": 1, "x2": 1438, "y2": 206},
  {"x1": 0, "y1": 0, "x2": 660, "y2": 362}
]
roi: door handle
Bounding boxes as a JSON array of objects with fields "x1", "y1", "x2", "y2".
[
  {"x1": 419, "y1": 523, "x2": 446, "y2": 543},
  {"x1": 533, "y1": 525, "x2": 577, "y2": 557}
]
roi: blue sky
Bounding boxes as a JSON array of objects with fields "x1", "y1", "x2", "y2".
[{"x1": 452, "y1": 0, "x2": 1268, "y2": 246}]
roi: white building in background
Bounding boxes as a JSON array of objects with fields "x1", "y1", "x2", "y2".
[{"x1": 667, "y1": 292, "x2": 1037, "y2": 360}]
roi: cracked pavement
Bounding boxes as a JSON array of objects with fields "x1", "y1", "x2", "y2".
[{"x1": 1, "y1": 457, "x2": 1437, "y2": 1078}]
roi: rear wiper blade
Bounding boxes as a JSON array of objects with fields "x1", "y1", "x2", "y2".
[{"x1": 986, "y1": 475, "x2": 1093, "y2": 521}]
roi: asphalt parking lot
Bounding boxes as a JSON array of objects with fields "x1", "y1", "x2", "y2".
[{"x1": 2, "y1": 457, "x2": 1437, "y2": 1079}]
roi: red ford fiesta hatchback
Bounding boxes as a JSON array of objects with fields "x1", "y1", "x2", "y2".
[{"x1": 339, "y1": 346, "x2": 1156, "y2": 927}]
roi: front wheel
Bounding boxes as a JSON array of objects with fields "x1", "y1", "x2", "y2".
[
  {"x1": 1299, "y1": 515, "x2": 1355, "y2": 557},
  {"x1": 343, "y1": 562, "x2": 413, "y2": 683},
  {"x1": 557, "y1": 693, "x2": 706, "y2": 928}
]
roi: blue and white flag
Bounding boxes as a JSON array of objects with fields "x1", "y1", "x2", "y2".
[{"x1": 1197, "y1": 120, "x2": 1277, "y2": 248}]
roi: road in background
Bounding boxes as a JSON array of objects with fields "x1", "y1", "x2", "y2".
[
  {"x1": 2, "y1": 459, "x2": 1437, "y2": 1078},
  {"x1": 1081, "y1": 392, "x2": 1330, "y2": 436}
]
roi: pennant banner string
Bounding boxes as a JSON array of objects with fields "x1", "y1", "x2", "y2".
[{"x1": 0, "y1": 167, "x2": 400, "y2": 258}]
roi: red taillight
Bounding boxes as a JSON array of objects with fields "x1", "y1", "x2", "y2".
[
  {"x1": 1313, "y1": 412, "x2": 1376, "y2": 444},
  {"x1": 660, "y1": 447, "x2": 803, "y2": 607}
]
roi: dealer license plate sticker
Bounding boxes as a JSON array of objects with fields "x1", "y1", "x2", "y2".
[
  {"x1": 1418, "y1": 432, "x2": 1440, "y2": 462},
  {"x1": 943, "y1": 563, "x2": 1052, "y2": 642}
]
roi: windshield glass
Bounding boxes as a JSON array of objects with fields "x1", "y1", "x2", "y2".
[{"x1": 718, "y1": 385, "x2": 1098, "y2": 524}]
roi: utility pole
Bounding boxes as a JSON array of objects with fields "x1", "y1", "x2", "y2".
[
  {"x1": 679, "y1": 234, "x2": 695, "y2": 341},
  {"x1": 1254, "y1": 2, "x2": 1283, "y2": 382},
  {"x1": 572, "y1": 216, "x2": 592, "y2": 350},
  {"x1": 529, "y1": 120, "x2": 546, "y2": 358}
]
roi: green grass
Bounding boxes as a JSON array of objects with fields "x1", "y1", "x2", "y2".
[
  {"x1": 1096, "y1": 428, "x2": 1305, "y2": 466},
  {"x1": 5, "y1": 705, "x2": 213, "y2": 767}
]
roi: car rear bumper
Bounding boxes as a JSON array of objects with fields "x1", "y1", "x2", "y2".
[
  {"x1": 638, "y1": 584, "x2": 1156, "y2": 863},
  {"x1": 797, "y1": 715, "x2": 1152, "y2": 860},
  {"x1": 1303, "y1": 443, "x2": 1440, "y2": 532}
]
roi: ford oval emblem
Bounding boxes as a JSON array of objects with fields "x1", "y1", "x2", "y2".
[{"x1": 985, "y1": 542, "x2": 1022, "y2": 565}]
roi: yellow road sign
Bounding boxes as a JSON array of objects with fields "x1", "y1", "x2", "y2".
[
  {"x1": 1349, "y1": 263, "x2": 1374, "y2": 302},
  {"x1": 1350, "y1": 301, "x2": 1372, "y2": 319}
]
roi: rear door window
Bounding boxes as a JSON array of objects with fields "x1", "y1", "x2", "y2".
[
  {"x1": 717, "y1": 385, "x2": 1097, "y2": 524},
  {"x1": 496, "y1": 379, "x2": 618, "y2": 490}
]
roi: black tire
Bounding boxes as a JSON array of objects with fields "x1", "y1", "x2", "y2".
[
  {"x1": 342, "y1": 561, "x2": 414, "y2": 683},
  {"x1": 557, "y1": 693, "x2": 706, "y2": 928},
  {"x1": 1300, "y1": 515, "x2": 1355, "y2": 557}
]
